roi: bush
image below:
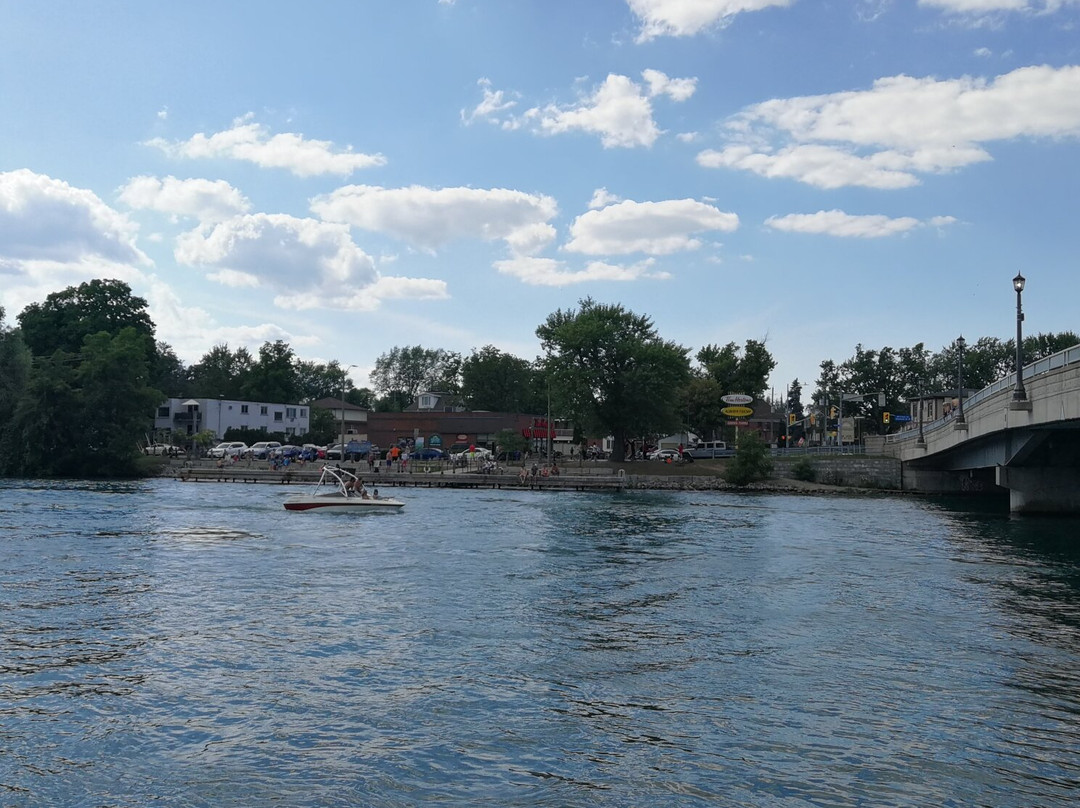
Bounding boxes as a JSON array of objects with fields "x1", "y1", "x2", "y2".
[
  {"x1": 791, "y1": 457, "x2": 816, "y2": 482},
  {"x1": 724, "y1": 432, "x2": 773, "y2": 487}
]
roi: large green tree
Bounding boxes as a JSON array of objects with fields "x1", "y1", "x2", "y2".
[
  {"x1": 190, "y1": 344, "x2": 255, "y2": 399},
  {"x1": 687, "y1": 339, "x2": 776, "y2": 439},
  {"x1": 242, "y1": 340, "x2": 300, "y2": 403},
  {"x1": 17, "y1": 279, "x2": 156, "y2": 356},
  {"x1": 460, "y1": 345, "x2": 541, "y2": 412},
  {"x1": 536, "y1": 298, "x2": 690, "y2": 463},
  {"x1": 370, "y1": 346, "x2": 462, "y2": 408}
]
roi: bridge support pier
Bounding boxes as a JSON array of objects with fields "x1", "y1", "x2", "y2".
[{"x1": 996, "y1": 466, "x2": 1080, "y2": 514}]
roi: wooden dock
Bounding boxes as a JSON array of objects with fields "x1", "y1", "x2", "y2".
[{"x1": 172, "y1": 465, "x2": 629, "y2": 492}]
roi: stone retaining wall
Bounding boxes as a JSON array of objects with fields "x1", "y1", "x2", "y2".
[{"x1": 772, "y1": 456, "x2": 902, "y2": 489}]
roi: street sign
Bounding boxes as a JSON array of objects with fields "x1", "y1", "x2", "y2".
[
  {"x1": 721, "y1": 406, "x2": 754, "y2": 417},
  {"x1": 721, "y1": 394, "x2": 753, "y2": 405},
  {"x1": 893, "y1": 414, "x2": 912, "y2": 422},
  {"x1": 727, "y1": 420, "x2": 749, "y2": 426}
]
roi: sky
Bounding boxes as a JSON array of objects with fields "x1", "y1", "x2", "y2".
[{"x1": 2, "y1": 0, "x2": 1079, "y2": 395}]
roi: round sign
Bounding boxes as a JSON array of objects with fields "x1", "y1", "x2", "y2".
[
  {"x1": 721, "y1": 394, "x2": 753, "y2": 405},
  {"x1": 721, "y1": 406, "x2": 754, "y2": 417}
]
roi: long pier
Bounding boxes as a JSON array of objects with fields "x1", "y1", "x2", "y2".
[{"x1": 172, "y1": 465, "x2": 630, "y2": 492}]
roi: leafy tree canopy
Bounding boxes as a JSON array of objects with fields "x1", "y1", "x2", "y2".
[
  {"x1": 461, "y1": 345, "x2": 541, "y2": 412},
  {"x1": 17, "y1": 279, "x2": 155, "y2": 357},
  {"x1": 370, "y1": 346, "x2": 462, "y2": 407},
  {"x1": 536, "y1": 298, "x2": 690, "y2": 462}
]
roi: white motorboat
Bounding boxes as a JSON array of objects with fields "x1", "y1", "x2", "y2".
[{"x1": 283, "y1": 466, "x2": 404, "y2": 513}]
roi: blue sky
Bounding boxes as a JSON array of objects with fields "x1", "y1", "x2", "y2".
[{"x1": 2, "y1": 0, "x2": 1078, "y2": 395}]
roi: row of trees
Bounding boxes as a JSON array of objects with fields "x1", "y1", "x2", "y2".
[{"x1": 1, "y1": 277, "x2": 1075, "y2": 476}]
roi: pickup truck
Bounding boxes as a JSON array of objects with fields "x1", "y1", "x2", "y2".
[{"x1": 682, "y1": 440, "x2": 733, "y2": 459}]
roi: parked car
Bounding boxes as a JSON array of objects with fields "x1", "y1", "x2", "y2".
[
  {"x1": 144, "y1": 444, "x2": 185, "y2": 457},
  {"x1": 326, "y1": 440, "x2": 374, "y2": 461},
  {"x1": 271, "y1": 445, "x2": 303, "y2": 460},
  {"x1": 303, "y1": 443, "x2": 326, "y2": 459},
  {"x1": 647, "y1": 448, "x2": 682, "y2": 461},
  {"x1": 248, "y1": 441, "x2": 282, "y2": 459},
  {"x1": 682, "y1": 440, "x2": 731, "y2": 459},
  {"x1": 451, "y1": 446, "x2": 493, "y2": 462},
  {"x1": 409, "y1": 447, "x2": 445, "y2": 460},
  {"x1": 209, "y1": 441, "x2": 248, "y2": 459}
]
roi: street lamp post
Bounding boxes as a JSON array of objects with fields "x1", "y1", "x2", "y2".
[
  {"x1": 341, "y1": 364, "x2": 357, "y2": 455},
  {"x1": 1012, "y1": 272, "x2": 1027, "y2": 402},
  {"x1": 917, "y1": 380, "x2": 926, "y2": 446},
  {"x1": 955, "y1": 335, "x2": 966, "y2": 425}
]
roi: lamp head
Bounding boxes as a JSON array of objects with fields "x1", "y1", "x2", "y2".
[
  {"x1": 957, "y1": 334, "x2": 966, "y2": 351},
  {"x1": 1013, "y1": 272, "x2": 1025, "y2": 293}
]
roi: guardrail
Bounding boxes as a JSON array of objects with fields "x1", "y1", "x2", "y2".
[{"x1": 885, "y1": 342, "x2": 1080, "y2": 444}]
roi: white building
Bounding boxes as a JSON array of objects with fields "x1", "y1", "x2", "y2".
[{"x1": 153, "y1": 397, "x2": 311, "y2": 442}]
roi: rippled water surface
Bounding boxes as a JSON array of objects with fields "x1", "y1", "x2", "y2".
[{"x1": 2, "y1": 479, "x2": 1080, "y2": 806}]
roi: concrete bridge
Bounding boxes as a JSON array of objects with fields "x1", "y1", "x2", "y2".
[{"x1": 883, "y1": 344, "x2": 1080, "y2": 513}]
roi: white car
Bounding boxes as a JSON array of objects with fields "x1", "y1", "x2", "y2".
[
  {"x1": 452, "y1": 446, "x2": 493, "y2": 462},
  {"x1": 248, "y1": 441, "x2": 283, "y2": 459},
  {"x1": 647, "y1": 448, "x2": 682, "y2": 461},
  {"x1": 209, "y1": 441, "x2": 247, "y2": 459}
]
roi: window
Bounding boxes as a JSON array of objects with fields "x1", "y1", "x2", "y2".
[
  {"x1": 241, "y1": 404, "x2": 249, "y2": 414},
  {"x1": 286, "y1": 407, "x2": 296, "y2": 418},
  {"x1": 157, "y1": 406, "x2": 170, "y2": 417},
  {"x1": 300, "y1": 408, "x2": 307, "y2": 418},
  {"x1": 260, "y1": 406, "x2": 268, "y2": 416},
  {"x1": 274, "y1": 411, "x2": 283, "y2": 422},
  {"x1": 419, "y1": 395, "x2": 435, "y2": 409}
]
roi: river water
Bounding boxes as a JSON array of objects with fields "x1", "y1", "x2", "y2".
[{"x1": 2, "y1": 478, "x2": 1079, "y2": 807}]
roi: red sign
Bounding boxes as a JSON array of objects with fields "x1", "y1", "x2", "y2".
[{"x1": 728, "y1": 420, "x2": 749, "y2": 426}]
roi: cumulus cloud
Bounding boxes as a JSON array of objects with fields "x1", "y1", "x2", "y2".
[
  {"x1": 0, "y1": 169, "x2": 147, "y2": 265},
  {"x1": 628, "y1": 0, "x2": 793, "y2": 41},
  {"x1": 589, "y1": 188, "x2": 623, "y2": 209},
  {"x1": 118, "y1": 175, "x2": 251, "y2": 223},
  {"x1": 146, "y1": 114, "x2": 387, "y2": 177},
  {"x1": 174, "y1": 213, "x2": 445, "y2": 311},
  {"x1": 565, "y1": 198, "x2": 739, "y2": 255},
  {"x1": 764, "y1": 209, "x2": 958, "y2": 237},
  {"x1": 466, "y1": 70, "x2": 694, "y2": 148},
  {"x1": 311, "y1": 184, "x2": 559, "y2": 254},
  {"x1": 920, "y1": 0, "x2": 1072, "y2": 14},
  {"x1": 494, "y1": 256, "x2": 671, "y2": 286},
  {"x1": 701, "y1": 64, "x2": 1080, "y2": 188}
]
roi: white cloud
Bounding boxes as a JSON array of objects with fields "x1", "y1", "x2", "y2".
[
  {"x1": 311, "y1": 184, "x2": 559, "y2": 253},
  {"x1": 146, "y1": 114, "x2": 387, "y2": 177},
  {"x1": 0, "y1": 169, "x2": 148, "y2": 268},
  {"x1": 461, "y1": 78, "x2": 518, "y2": 125},
  {"x1": 469, "y1": 70, "x2": 694, "y2": 148},
  {"x1": 918, "y1": 0, "x2": 1059, "y2": 13},
  {"x1": 118, "y1": 175, "x2": 251, "y2": 223},
  {"x1": 641, "y1": 68, "x2": 698, "y2": 101},
  {"x1": 494, "y1": 256, "x2": 671, "y2": 286},
  {"x1": 589, "y1": 188, "x2": 623, "y2": 209},
  {"x1": 565, "y1": 198, "x2": 739, "y2": 255},
  {"x1": 628, "y1": 0, "x2": 794, "y2": 41},
  {"x1": 702, "y1": 64, "x2": 1080, "y2": 188},
  {"x1": 174, "y1": 213, "x2": 445, "y2": 311},
  {"x1": 764, "y1": 209, "x2": 943, "y2": 237}
]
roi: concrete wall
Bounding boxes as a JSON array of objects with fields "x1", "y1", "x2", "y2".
[{"x1": 773, "y1": 456, "x2": 902, "y2": 489}]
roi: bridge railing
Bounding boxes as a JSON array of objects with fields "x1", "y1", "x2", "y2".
[{"x1": 885, "y1": 342, "x2": 1080, "y2": 444}]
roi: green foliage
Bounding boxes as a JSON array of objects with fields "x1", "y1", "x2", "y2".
[
  {"x1": 189, "y1": 344, "x2": 255, "y2": 399},
  {"x1": 790, "y1": 457, "x2": 816, "y2": 482},
  {"x1": 242, "y1": 340, "x2": 300, "y2": 403},
  {"x1": 687, "y1": 339, "x2": 776, "y2": 439},
  {"x1": 495, "y1": 428, "x2": 527, "y2": 455},
  {"x1": 461, "y1": 345, "x2": 541, "y2": 412},
  {"x1": 371, "y1": 346, "x2": 462, "y2": 407},
  {"x1": 17, "y1": 279, "x2": 155, "y2": 357},
  {"x1": 724, "y1": 432, "x2": 773, "y2": 487},
  {"x1": 536, "y1": 297, "x2": 690, "y2": 462}
]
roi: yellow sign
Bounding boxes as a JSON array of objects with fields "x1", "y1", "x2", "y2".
[{"x1": 721, "y1": 406, "x2": 754, "y2": 418}]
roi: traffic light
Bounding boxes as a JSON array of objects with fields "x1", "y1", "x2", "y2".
[
  {"x1": 829, "y1": 406, "x2": 838, "y2": 419},
  {"x1": 788, "y1": 413, "x2": 796, "y2": 425},
  {"x1": 809, "y1": 414, "x2": 815, "y2": 426},
  {"x1": 883, "y1": 412, "x2": 891, "y2": 424}
]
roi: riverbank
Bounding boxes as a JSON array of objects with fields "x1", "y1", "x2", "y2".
[{"x1": 156, "y1": 455, "x2": 901, "y2": 498}]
